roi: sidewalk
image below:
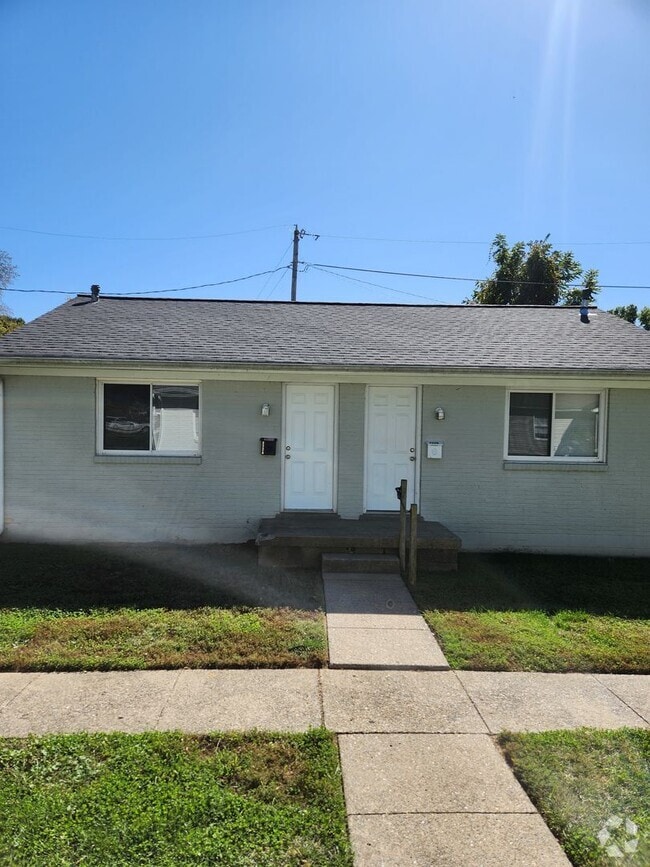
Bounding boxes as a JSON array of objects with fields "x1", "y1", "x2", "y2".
[
  {"x1": 323, "y1": 569, "x2": 450, "y2": 670},
  {"x1": 1, "y1": 669, "x2": 647, "y2": 864}
]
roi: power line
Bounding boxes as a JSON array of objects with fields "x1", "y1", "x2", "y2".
[
  {"x1": 310, "y1": 265, "x2": 446, "y2": 303},
  {"x1": 0, "y1": 223, "x2": 291, "y2": 242},
  {"x1": 264, "y1": 266, "x2": 290, "y2": 300},
  {"x1": 256, "y1": 240, "x2": 294, "y2": 299},
  {"x1": 317, "y1": 232, "x2": 650, "y2": 247},
  {"x1": 319, "y1": 234, "x2": 487, "y2": 245},
  {"x1": 303, "y1": 261, "x2": 650, "y2": 291},
  {"x1": 3, "y1": 266, "x2": 289, "y2": 297},
  {"x1": 4, "y1": 220, "x2": 650, "y2": 247}
]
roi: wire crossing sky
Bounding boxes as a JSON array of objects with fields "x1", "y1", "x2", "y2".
[{"x1": 1, "y1": 0, "x2": 649, "y2": 321}]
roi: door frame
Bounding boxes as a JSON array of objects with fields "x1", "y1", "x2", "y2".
[
  {"x1": 363, "y1": 384, "x2": 422, "y2": 512},
  {"x1": 281, "y1": 382, "x2": 339, "y2": 512}
]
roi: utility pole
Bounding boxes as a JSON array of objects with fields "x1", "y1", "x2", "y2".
[
  {"x1": 290, "y1": 225, "x2": 301, "y2": 302},
  {"x1": 290, "y1": 225, "x2": 319, "y2": 302}
]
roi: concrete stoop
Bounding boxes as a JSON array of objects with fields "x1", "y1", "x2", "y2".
[
  {"x1": 321, "y1": 552, "x2": 400, "y2": 573},
  {"x1": 322, "y1": 551, "x2": 450, "y2": 671},
  {"x1": 256, "y1": 513, "x2": 461, "y2": 571}
]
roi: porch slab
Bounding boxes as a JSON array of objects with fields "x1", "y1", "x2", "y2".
[
  {"x1": 339, "y1": 733, "x2": 536, "y2": 815},
  {"x1": 256, "y1": 513, "x2": 461, "y2": 570},
  {"x1": 348, "y1": 813, "x2": 571, "y2": 866},
  {"x1": 328, "y1": 626, "x2": 449, "y2": 670},
  {"x1": 457, "y1": 671, "x2": 649, "y2": 732},
  {"x1": 322, "y1": 670, "x2": 487, "y2": 733}
]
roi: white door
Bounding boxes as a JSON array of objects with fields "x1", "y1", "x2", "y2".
[
  {"x1": 366, "y1": 386, "x2": 417, "y2": 511},
  {"x1": 284, "y1": 384, "x2": 335, "y2": 510}
]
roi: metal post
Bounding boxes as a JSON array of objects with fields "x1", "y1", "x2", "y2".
[
  {"x1": 408, "y1": 502, "x2": 418, "y2": 587},
  {"x1": 398, "y1": 479, "x2": 407, "y2": 577}
]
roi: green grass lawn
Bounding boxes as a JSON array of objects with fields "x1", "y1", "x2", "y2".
[
  {"x1": 0, "y1": 607, "x2": 325, "y2": 670},
  {"x1": 499, "y1": 728, "x2": 650, "y2": 866},
  {"x1": 0, "y1": 729, "x2": 353, "y2": 867},
  {"x1": 0, "y1": 543, "x2": 326, "y2": 670},
  {"x1": 414, "y1": 554, "x2": 650, "y2": 673}
]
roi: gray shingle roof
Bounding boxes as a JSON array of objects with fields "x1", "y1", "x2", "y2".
[{"x1": 1, "y1": 295, "x2": 649, "y2": 374}]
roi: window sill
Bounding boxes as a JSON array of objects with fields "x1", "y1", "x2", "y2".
[
  {"x1": 94, "y1": 455, "x2": 202, "y2": 465},
  {"x1": 503, "y1": 460, "x2": 607, "y2": 472}
]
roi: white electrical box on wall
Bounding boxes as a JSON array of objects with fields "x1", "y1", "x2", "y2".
[{"x1": 426, "y1": 441, "x2": 443, "y2": 459}]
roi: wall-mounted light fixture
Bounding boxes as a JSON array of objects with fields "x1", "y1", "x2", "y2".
[
  {"x1": 261, "y1": 403, "x2": 271, "y2": 417},
  {"x1": 434, "y1": 407, "x2": 445, "y2": 421}
]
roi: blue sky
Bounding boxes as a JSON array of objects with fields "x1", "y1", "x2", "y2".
[{"x1": 1, "y1": 0, "x2": 649, "y2": 322}]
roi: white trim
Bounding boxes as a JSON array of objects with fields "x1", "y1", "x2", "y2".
[
  {"x1": 3, "y1": 363, "x2": 650, "y2": 390},
  {"x1": 332, "y1": 385, "x2": 339, "y2": 512},
  {"x1": 415, "y1": 384, "x2": 422, "y2": 509},
  {"x1": 96, "y1": 380, "x2": 202, "y2": 457},
  {"x1": 281, "y1": 382, "x2": 338, "y2": 512},
  {"x1": 503, "y1": 387, "x2": 607, "y2": 463},
  {"x1": 362, "y1": 384, "x2": 368, "y2": 513}
]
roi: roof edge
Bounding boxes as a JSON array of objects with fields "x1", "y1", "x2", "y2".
[
  {"x1": 71, "y1": 294, "x2": 601, "y2": 310},
  {"x1": 1, "y1": 356, "x2": 648, "y2": 378}
]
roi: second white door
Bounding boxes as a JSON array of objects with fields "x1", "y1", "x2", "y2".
[
  {"x1": 365, "y1": 386, "x2": 417, "y2": 511},
  {"x1": 284, "y1": 384, "x2": 335, "y2": 510}
]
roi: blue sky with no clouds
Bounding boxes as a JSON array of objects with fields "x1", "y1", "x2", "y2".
[{"x1": 1, "y1": 0, "x2": 649, "y2": 321}]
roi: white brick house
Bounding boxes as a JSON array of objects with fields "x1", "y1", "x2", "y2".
[{"x1": 1, "y1": 295, "x2": 649, "y2": 555}]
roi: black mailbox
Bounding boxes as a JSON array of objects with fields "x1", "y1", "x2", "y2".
[{"x1": 260, "y1": 437, "x2": 278, "y2": 456}]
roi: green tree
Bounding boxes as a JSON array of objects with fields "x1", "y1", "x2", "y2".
[
  {"x1": 468, "y1": 234, "x2": 599, "y2": 306},
  {"x1": 0, "y1": 250, "x2": 18, "y2": 294},
  {"x1": 609, "y1": 304, "x2": 638, "y2": 324},
  {"x1": 609, "y1": 304, "x2": 650, "y2": 330},
  {"x1": 0, "y1": 314, "x2": 24, "y2": 336},
  {"x1": 639, "y1": 307, "x2": 650, "y2": 330},
  {"x1": 0, "y1": 250, "x2": 18, "y2": 319}
]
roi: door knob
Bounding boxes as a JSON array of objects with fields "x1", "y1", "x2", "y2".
[
  {"x1": 285, "y1": 454, "x2": 291, "y2": 459},
  {"x1": 409, "y1": 456, "x2": 416, "y2": 461}
]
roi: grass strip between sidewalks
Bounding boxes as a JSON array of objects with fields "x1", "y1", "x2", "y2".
[
  {"x1": 499, "y1": 728, "x2": 650, "y2": 866},
  {"x1": 0, "y1": 728, "x2": 353, "y2": 867}
]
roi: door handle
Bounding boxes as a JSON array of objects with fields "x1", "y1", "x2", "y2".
[
  {"x1": 409, "y1": 456, "x2": 416, "y2": 461},
  {"x1": 285, "y1": 454, "x2": 291, "y2": 459}
]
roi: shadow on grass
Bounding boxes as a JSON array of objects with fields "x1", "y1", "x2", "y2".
[
  {"x1": 415, "y1": 553, "x2": 650, "y2": 619},
  {"x1": 0, "y1": 542, "x2": 324, "y2": 612}
]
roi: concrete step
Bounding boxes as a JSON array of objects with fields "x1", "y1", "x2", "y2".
[{"x1": 322, "y1": 552, "x2": 401, "y2": 574}]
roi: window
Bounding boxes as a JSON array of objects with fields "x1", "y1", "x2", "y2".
[
  {"x1": 506, "y1": 391, "x2": 605, "y2": 461},
  {"x1": 99, "y1": 383, "x2": 200, "y2": 454}
]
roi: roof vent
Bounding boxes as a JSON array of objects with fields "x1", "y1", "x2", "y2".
[
  {"x1": 90, "y1": 284, "x2": 100, "y2": 303},
  {"x1": 580, "y1": 289, "x2": 590, "y2": 324}
]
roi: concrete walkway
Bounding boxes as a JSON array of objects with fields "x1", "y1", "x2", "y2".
[
  {"x1": 323, "y1": 570, "x2": 450, "y2": 670},
  {"x1": 0, "y1": 669, "x2": 647, "y2": 864}
]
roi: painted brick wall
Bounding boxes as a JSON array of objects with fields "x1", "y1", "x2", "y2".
[
  {"x1": 2, "y1": 376, "x2": 282, "y2": 543},
  {"x1": 3, "y1": 375, "x2": 649, "y2": 554},
  {"x1": 337, "y1": 383, "x2": 365, "y2": 518},
  {"x1": 419, "y1": 385, "x2": 650, "y2": 556}
]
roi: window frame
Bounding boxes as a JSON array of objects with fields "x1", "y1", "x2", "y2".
[
  {"x1": 504, "y1": 388, "x2": 607, "y2": 463},
  {"x1": 96, "y1": 380, "x2": 202, "y2": 457}
]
